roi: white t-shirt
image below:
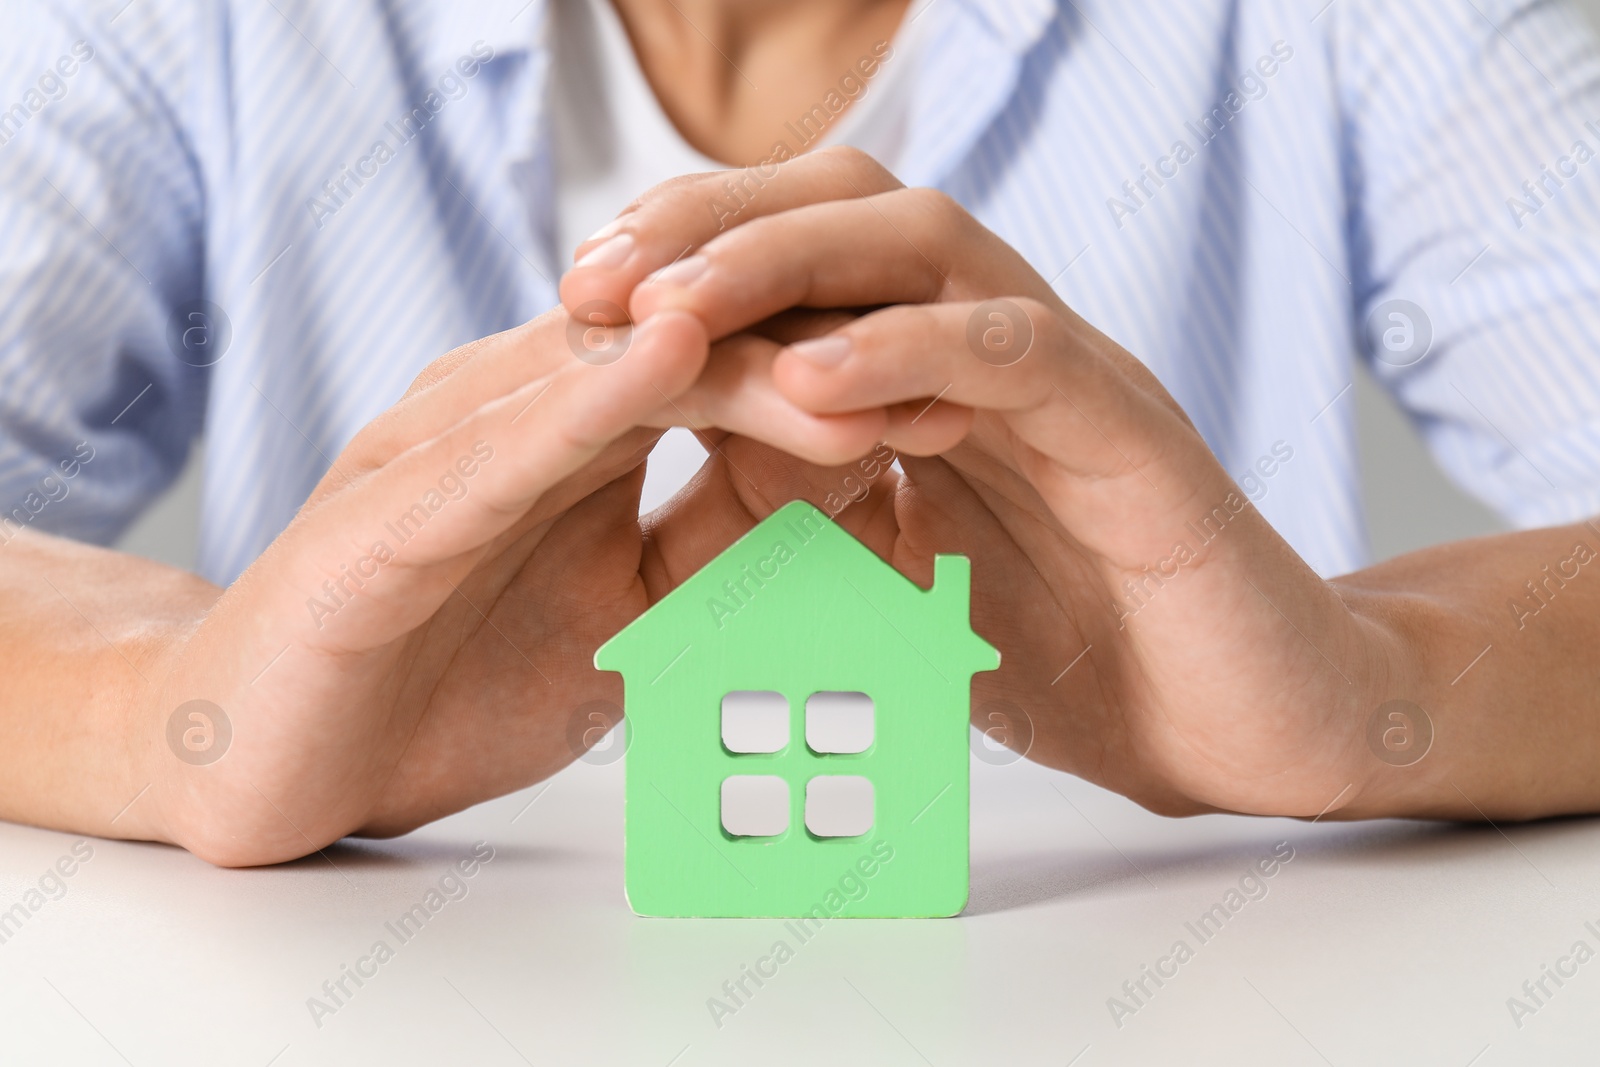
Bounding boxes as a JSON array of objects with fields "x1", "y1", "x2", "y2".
[{"x1": 549, "y1": 0, "x2": 920, "y2": 263}]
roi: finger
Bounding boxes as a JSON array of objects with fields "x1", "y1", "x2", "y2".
[
  {"x1": 881, "y1": 397, "x2": 976, "y2": 457},
  {"x1": 626, "y1": 186, "x2": 1051, "y2": 340},
  {"x1": 315, "y1": 308, "x2": 658, "y2": 512},
  {"x1": 265, "y1": 311, "x2": 711, "y2": 653},
  {"x1": 667, "y1": 311, "x2": 861, "y2": 460},
  {"x1": 558, "y1": 146, "x2": 903, "y2": 323},
  {"x1": 767, "y1": 300, "x2": 1224, "y2": 520},
  {"x1": 774, "y1": 300, "x2": 1075, "y2": 414},
  {"x1": 746, "y1": 307, "x2": 860, "y2": 345},
  {"x1": 641, "y1": 332, "x2": 888, "y2": 467}
]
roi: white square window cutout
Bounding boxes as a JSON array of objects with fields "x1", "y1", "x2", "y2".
[
  {"x1": 805, "y1": 691, "x2": 874, "y2": 754},
  {"x1": 721, "y1": 775, "x2": 790, "y2": 837},
  {"x1": 805, "y1": 775, "x2": 874, "y2": 838},
  {"x1": 722, "y1": 691, "x2": 790, "y2": 753}
]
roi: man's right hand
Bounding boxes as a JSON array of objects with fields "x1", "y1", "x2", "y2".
[{"x1": 125, "y1": 305, "x2": 880, "y2": 866}]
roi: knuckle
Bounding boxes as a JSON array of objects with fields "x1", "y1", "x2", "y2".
[
  {"x1": 636, "y1": 168, "x2": 720, "y2": 205},
  {"x1": 610, "y1": 169, "x2": 730, "y2": 238},
  {"x1": 816, "y1": 143, "x2": 872, "y2": 172},
  {"x1": 904, "y1": 186, "x2": 966, "y2": 226},
  {"x1": 816, "y1": 144, "x2": 902, "y2": 190},
  {"x1": 1011, "y1": 296, "x2": 1056, "y2": 336},
  {"x1": 898, "y1": 188, "x2": 973, "y2": 293},
  {"x1": 819, "y1": 143, "x2": 872, "y2": 165},
  {"x1": 650, "y1": 168, "x2": 726, "y2": 206}
]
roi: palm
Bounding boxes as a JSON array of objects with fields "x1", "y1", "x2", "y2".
[{"x1": 357, "y1": 464, "x2": 652, "y2": 833}]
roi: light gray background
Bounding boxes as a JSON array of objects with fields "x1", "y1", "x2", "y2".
[{"x1": 114, "y1": 0, "x2": 1600, "y2": 573}]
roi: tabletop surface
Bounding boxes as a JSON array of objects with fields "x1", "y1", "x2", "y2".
[{"x1": 1, "y1": 746, "x2": 1595, "y2": 1067}]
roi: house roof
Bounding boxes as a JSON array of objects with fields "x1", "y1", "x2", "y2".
[{"x1": 594, "y1": 500, "x2": 998, "y2": 679}]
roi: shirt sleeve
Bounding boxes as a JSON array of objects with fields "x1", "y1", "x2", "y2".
[
  {"x1": 0, "y1": 0, "x2": 210, "y2": 545},
  {"x1": 1337, "y1": 0, "x2": 1600, "y2": 529}
]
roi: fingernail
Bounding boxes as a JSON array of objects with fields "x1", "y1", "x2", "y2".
[
  {"x1": 786, "y1": 335, "x2": 852, "y2": 367},
  {"x1": 574, "y1": 232, "x2": 635, "y2": 270},
  {"x1": 583, "y1": 217, "x2": 627, "y2": 245},
  {"x1": 647, "y1": 255, "x2": 708, "y2": 288}
]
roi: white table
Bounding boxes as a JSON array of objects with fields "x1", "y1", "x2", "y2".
[{"x1": 1, "y1": 750, "x2": 1593, "y2": 1066}]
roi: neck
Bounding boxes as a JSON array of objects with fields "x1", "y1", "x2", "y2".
[
  {"x1": 610, "y1": 0, "x2": 879, "y2": 58},
  {"x1": 608, "y1": 0, "x2": 910, "y2": 166}
]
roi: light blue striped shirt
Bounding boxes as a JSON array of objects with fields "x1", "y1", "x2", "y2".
[{"x1": 3, "y1": 0, "x2": 1600, "y2": 584}]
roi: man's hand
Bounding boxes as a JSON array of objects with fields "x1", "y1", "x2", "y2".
[
  {"x1": 120, "y1": 309, "x2": 709, "y2": 863},
  {"x1": 1, "y1": 285, "x2": 897, "y2": 866},
  {"x1": 115, "y1": 298, "x2": 889, "y2": 866},
  {"x1": 565, "y1": 148, "x2": 1420, "y2": 822}
]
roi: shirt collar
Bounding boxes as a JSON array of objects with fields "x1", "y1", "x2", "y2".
[
  {"x1": 947, "y1": 0, "x2": 1057, "y2": 53},
  {"x1": 419, "y1": 0, "x2": 548, "y2": 71}
]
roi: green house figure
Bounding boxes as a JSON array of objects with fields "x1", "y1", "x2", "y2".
[{"x1": 594, "y1": 500, "x2": 999, "y2": 918}]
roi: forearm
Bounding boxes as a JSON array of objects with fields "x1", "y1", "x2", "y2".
[
  {"x1": 0, "y1": 528, "x2": 218, "y2": 842},
  {"x1": 1337, "y1": 517, "x2": 1600, "y2": 821}
]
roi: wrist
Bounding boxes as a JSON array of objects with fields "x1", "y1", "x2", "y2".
[
  {"x1": 116, "y1": 609, "x2": 212, "y2": 849},
  {"x1": 1325, "y1": 586, "x2": 1439, "y2": 819}
]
